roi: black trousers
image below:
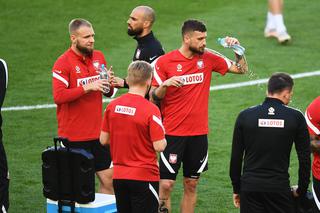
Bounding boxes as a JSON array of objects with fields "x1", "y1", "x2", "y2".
[
  {"x1": 240, "y1": 191, "x2": 294, "y2": 213},
  {"x1": 0, "y1": 141, "x2": 9, "y2": 212},
  {"x1": 113, "y1": 179, "x2": 159, "y2": 213},
  {"x1": 312, "y1": 176, "x2": 320, "y2": 212},
  {"x1": 0, "y1": 59, "x2": 9, "y2": 212}
]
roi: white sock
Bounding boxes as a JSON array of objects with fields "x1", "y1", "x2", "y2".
[
  {"x1": 273, "y1": 14, "x2": 287, "y2": 33},
  {"x1": 265, "y1": 12, "x2": 276, "y2": 30}
]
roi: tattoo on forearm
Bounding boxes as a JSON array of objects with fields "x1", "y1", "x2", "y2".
[{"x1": 159, "y1": 199, "x2": 169, "y2": 213}]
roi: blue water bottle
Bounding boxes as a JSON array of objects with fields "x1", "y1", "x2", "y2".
[{"x1": 217, "y1": 37, "x2": 245, "y2": 56}]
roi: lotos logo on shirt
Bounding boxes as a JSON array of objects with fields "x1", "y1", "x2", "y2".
[
  {"x1": 115, "y1": 105, "x2": 136, "y2": 116},
  {"x1": 180, "y1": 73, "x2": 204, "y2": 85},
  {"x1": 258, "y1": 119, "x2": 284, "y2": 128},
  {"x1": 77, "y1": 75, "x2": 100, "y2": 86}
]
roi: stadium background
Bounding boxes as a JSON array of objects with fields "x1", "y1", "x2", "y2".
[{"x1": 1, "y1": 0, "x2": 319, "y2": 212}]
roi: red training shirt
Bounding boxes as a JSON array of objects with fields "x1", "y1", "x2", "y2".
[
  {"x1": 52, "y1": 48, "x2": 112, "y2": 141},
  {"x1": 102, "y1": 93, "x2": 165, "y2": 181},
  {"x1": 305, "y1": 96, "x2": 320, "y2": 179},
  {"x1": 152, "y1": 49, "x2": 230, "y2": 136}
]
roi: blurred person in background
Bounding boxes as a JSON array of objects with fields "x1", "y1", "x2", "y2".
[{"x1": 264, "y1": 0, "x2": 291, "y2": 43}]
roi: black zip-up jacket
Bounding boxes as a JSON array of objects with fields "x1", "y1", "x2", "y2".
[
  {"x1": 230, "y1": 97, "x2": 311, "y2": 196},
  {"x1": 132, "y1": 31, "x2": 164, "y2": 64}
]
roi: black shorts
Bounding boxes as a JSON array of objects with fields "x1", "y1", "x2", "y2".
[
  {"x1": 113, "y1": 179, "x2": 159, "y2": 213},
  {"x1": 312, "y1": 176, "x2": 320, "y2": 212},
  {"x1": 240, "y1": 191, "x2": 294, "y2": 213},
  {"x1": 64, "y1": 140, "x2": 111, "y2": 172},
  {"x1": 159, "y1": 135, "x2": 208, "y2": 180}
]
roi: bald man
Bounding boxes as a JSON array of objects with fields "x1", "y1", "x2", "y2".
[
  {"x1": 128, "y1": 5, "x2": 164, "y2": 63},
  {"x1": 113, "y1": 6, "x2": 164, "y2": 89}
]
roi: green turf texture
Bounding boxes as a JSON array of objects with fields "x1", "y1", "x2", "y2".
[{"x1": 1, "y1": 0, "x2": 320, "y2": 212}]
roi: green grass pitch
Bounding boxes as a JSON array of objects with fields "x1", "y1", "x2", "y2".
[{"x1": 1, "y1": 0, "x2": 320, "y2": 212}]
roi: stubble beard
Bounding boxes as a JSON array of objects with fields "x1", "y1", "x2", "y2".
[{"x1": 189, "y1": 46, "x2": 205, "y2": 55}]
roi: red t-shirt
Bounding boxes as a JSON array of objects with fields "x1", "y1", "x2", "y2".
[
  {"x1": 102, "y1": 93, "x2": 165, "y2": 181},
  {"x1": 152, "y1": 49, "x2": 230, "y2": 136},
  {"x1": 52, "y1": 48, "x2": 109, "y2": 141},
  {"x1": 305, "y1": 96, "x2": 320, "y2": 179}
]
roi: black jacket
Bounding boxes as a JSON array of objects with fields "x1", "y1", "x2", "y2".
[
  {"x1": 132, "y1": 31, "x2": 164, "y2": 64},
  {"x1": 230, "y1": 97, "x2": 311, "y2": 195}
]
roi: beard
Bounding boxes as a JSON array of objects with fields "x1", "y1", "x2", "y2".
[
  {"x1": 76, "y1": 43, "x2": 93, "y2": 57},
  {"x1": 127, "y1": 27, "x2": 143, "y2": 37},
  {"x1": 189, "y1": 46, "x2": 205, "y2": 55}
]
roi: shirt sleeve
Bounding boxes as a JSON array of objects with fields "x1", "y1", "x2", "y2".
[
  {"x1": 152, "y1": 57, "x2": 166, "y2": 87},
  {"x1": 149, "y1": 107, "x2": 165, "y2": 142},
  {"x1": 295, "y1": 112, "x2": 311, "y2": 196},
  {"x1": 208, "y1": 52, "x2": 230, "y2": 76},
  {"x1": 52, "y1": 57, "x2": 84, "y2": 104},
  {"x1": 101, "y1": 107, "x2": 110, "y2": 133},
  {"x1": 229, "y1": 112, "x2": 245, "y2": 194},
  {"x1": 305, "y1": 101, "x2": 320, "y2": 136}
]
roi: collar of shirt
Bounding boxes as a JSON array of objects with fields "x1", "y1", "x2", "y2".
[
  {"x1": 134, "y1": 31, "x2": 155, "y2": 44},
  {"x1": 263, "y1": 97, "x2": 285, "y2": 105}
]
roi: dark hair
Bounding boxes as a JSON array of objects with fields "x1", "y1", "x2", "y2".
[
  {"x1": 69, "y1": 18, "x2": 92, "y2": 35},
  {"x1": 181, "y1": 19, "x2": 207, "y2": 36},
  {"x1": 267, "y1": 72, "x2": 294, "y2": 94}
]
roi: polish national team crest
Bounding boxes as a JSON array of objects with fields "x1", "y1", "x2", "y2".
[
  {"x1": 169, "y1": 154, "x2": 177, "y2": 164},
  {"x1": 197, "y1": 60, "x2": 204, "y2": 69},
  {"x1": 177, "y1": 64, "x2": 182, "y2": 72},
  {"x1": 93, "y1": 61, "x2": 100, "y2": 70},
  {"x1": 268, "y1": 107, "x2": 275, "y2": 115},
  {"x1": 75, "y1": 65, "x2": 81, "y2": 73},
  {"x1": 135, "y1": 49, "x2": 141, "y2": 59}
]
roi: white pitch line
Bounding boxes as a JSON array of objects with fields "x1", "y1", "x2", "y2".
[
  {"x1": 210, "y1": 70, "x2": 320, "y2": 91},
  {"x1": 2, "y1": 70, "x2": 320, "y2": 112},
  {"x1": 1, "y1": 99, "x2": 112, "y2": 112}
]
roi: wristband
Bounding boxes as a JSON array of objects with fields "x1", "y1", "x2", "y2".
[{"x1": 123, "y1": 78, "x2": 129, "y2": 88}]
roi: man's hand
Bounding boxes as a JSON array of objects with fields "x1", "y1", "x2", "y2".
[
  {"x1": 107, "y1": 66, "x2": 114, "y2": 83},
  {"x1": 310, "y1": 135, "x2": 320, "y2": 154},
  {"x1": 112, "y1": 76, "x2": 125, "y2": 88},
  {"x1": 149, "y1": 76, "x2": 183, "y2": 103},
  {"x1": 83, "y1": 79, "x2": 109, "y2": 93},
  {"x1": 225, "y1": 35, "x2": 248, "y2": 74},
  {"x1": 291, "y1": 185, "x2": 300, "y2": 197},
  {"x1": 224, "y1": 36, "x2": 240, "y2": 46},
  {"x1": 162, "y1": 76, "x2": 184, "y2": 88},
  {"x1": 233, "y1": 193, "x2": 240, "y2": 208}
]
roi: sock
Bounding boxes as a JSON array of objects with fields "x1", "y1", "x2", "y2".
[
  {"x1": 273, "y1": 14, "x2": 287, "y2": 33},
  {"x1": 265, "y1": 11, "x2": 276, "y2": 31}
]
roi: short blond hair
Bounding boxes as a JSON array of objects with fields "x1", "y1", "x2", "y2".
[{"x1": 126, "y1": 61, "x2": 152, "y2": 86}]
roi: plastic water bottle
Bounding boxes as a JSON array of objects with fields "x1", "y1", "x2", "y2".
[
  {"x1": 99, "y1": 64, "x2": 110, "y2": 94},
  {"x1": 217, "y1": 37, "x2": 245, "y2": 56}
]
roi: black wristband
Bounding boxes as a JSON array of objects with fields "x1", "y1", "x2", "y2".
[
  {"x1": 123, "y1": 78, "x2": 129, "y2": 88},
  {"x1": 152, "y1": 88, "x2": 162, "y2": 102}
]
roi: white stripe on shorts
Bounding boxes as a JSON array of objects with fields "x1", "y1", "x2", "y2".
[
  {"x1": 149, "y1": 183, "x2": 159, "y2": 202},
  {"x1": 160, "y1": 152, "x2": 175, "y2": 173},
  {"x1": 312, "y1": 183, "x2": 320, "y2": 210},
  {"x1": 2, "y1": 205, "x2": 7, "y2": 213},
  {"x1": 197, "y1": 152, "x2": 208, "y2": 173}
]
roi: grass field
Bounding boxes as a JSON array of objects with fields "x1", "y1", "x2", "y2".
[{"x1": 1, "y1": 0, "x2": 320, "y2": 212}]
